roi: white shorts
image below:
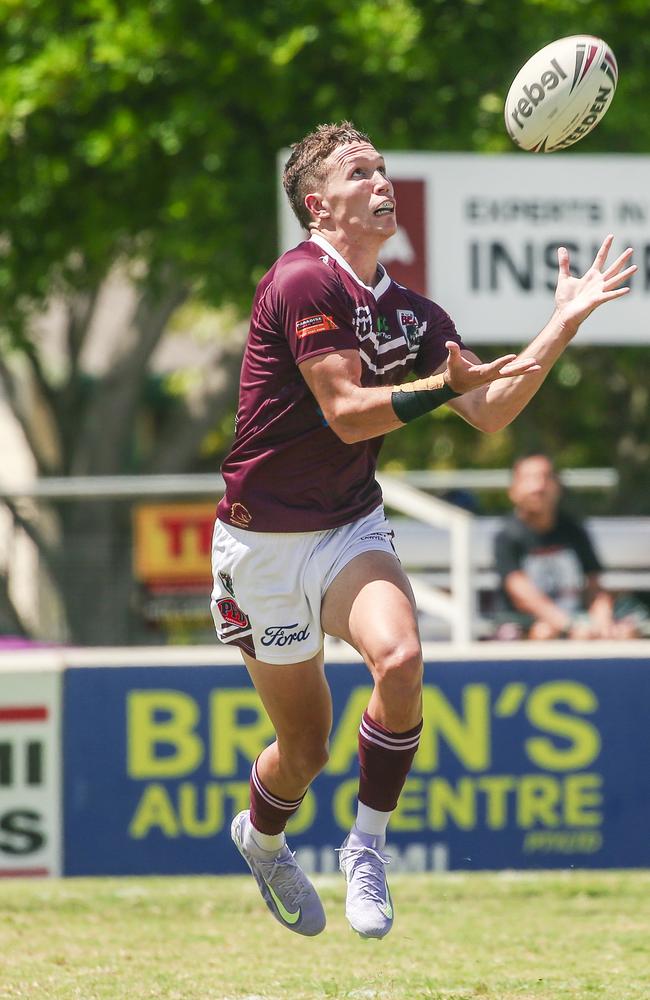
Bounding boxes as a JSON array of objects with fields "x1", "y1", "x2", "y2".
[{"x1": 210, "y1": 505, "x2": 397, "y2": 664}]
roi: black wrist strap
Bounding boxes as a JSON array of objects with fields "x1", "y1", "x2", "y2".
[{"x1": 391, "y1": 374, "x2": 462, "y2": 424}]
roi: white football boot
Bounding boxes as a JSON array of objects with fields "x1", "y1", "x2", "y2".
[
  {"x1": 231, "y1": 810, "x2": 326, "y2": 936},
  {"x1": 338, "y1": 827, "x2": 393, "y2": 939}
]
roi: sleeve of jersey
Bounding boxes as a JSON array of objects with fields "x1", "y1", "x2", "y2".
[
  {"x1": 414, "y1": 302, "x2": 465, "y2": 377},
  {"x1": 274, "y1": 259, "x2": 358, "y2": 364}
]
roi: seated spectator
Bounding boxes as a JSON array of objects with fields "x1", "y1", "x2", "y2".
[{"x1": 493, "y1": 453, "x2": 640, "y2": 640}]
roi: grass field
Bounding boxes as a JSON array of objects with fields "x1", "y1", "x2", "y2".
[{"x1": 1, "y1": 870, "x2": 648, "y2": 1000}]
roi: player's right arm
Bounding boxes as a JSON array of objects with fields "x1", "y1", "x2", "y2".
[{"x1": 299, "y1": 349, "x2": 402, "y2": 443}]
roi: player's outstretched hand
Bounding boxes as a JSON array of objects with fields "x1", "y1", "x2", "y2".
[
  {"x1": 555, "y1": 234, "x2": 636, "y2": 331},
  {"x1": 444, "y1": 342, "x2": 541, "y2": 394}
]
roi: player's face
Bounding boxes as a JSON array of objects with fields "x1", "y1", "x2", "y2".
[
  {"x1": 316, "y1": 142, "x2": 397, "y2": 241},
  {"x1": 509, "y1": 456, "x2": 561, "y2": 516}
]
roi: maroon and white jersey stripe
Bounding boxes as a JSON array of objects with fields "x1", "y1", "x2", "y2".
[{"x1": 218, "y1": 235, "x2": 464, "y2": 533}]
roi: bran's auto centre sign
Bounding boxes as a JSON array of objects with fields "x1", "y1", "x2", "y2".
[{"x1": 278, "y1": 153, "x2": 650, "y2": 345}]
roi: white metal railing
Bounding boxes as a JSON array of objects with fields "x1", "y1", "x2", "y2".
[
  {"x1": 0, "y1": 474, "x2": 226, "y2": 500},
  {"x1": 0, "y1": 468, "x2": 619, "y2": 644},
  {"x1": 0, "y1": 467, "x2": 618, "y2": 500},
  {"x1": 377, "y1": 474, "x2": 474, "y2": 644},
  {"x1": 400, "y1": 467, "x2": 618, "y2": 490}
]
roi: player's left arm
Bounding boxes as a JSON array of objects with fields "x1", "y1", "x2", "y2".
[{"x1": 445, "y1": 235, "x2": 636, "y2": 433}]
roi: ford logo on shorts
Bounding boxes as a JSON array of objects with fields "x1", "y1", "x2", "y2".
[{"x1": 261, "y1": 624, "x2": 311, "y2": 647}]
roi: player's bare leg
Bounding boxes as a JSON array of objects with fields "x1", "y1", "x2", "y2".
[
  {"x1": 231, "y1": 651, "x2": 331, "y2": 936},
  {"x1": 322, "y1": 550, "x2": 424, "y2": 938},
  {"x1": 323, "y1": 549, "x2": 423, "y2": 729},
  {"x1": 243, "y1": 650, "x2": 333, "y2": 803}
]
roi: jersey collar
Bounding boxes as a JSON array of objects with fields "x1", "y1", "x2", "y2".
[{"x1": 309, "y1": 233, "x2": 392, "y2": 301}]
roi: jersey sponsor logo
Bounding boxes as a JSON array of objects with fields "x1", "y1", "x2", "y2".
[
  {"x1": 360, "y1": 529, "x2": 395, "y2": 551},
  {"x1": 295, "y1": 314, "x2": 339, "y2": 338},
  {"x1": 260, "y1": 623, "x2": 311, "y2": 647},
  {"x1": 216, "y1": 597, "x2": 250, "y2": 629},
  {"x1": 230, "y1": 502, "x2": 252, "y2": 528},
  {"x1": 396, "y1": 309, "x2": 424, "y2": 350},
  {"x1": 353, "y1": 305, "x2": 374, "y2": 337},
  {"x1": 376, "y1": 315, "x2": 391, "y2": 341}
]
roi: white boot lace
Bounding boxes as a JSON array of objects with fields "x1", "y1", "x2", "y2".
[
  {"x1": 337, "y1": 846, "x2": 390, "y2": 903},
  {"x1": 257, "y1": 849, "x2": 312, "y2": 908}
]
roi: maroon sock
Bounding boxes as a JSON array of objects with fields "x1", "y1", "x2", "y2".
[
  {"x1": 249, "y1": 757, "x2": 305, "y2": 835},
  {"x1": 358, "y1": 710, "x2": 423, "y2": 812}
]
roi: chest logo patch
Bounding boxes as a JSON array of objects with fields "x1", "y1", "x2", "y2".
[
  {"x1": 353, "y1": 305, "x2": 374, "y2": 338},
  {"x1": 396, "y1": 308, "x2": 424, "y2": 350},
  {"x1": 230, "y1": 502, "x2": 252, "y2": 528}
]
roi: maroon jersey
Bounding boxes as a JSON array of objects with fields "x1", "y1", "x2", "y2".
[{"x1": 217, "y1": 234, "x2": 465, "y2": 532}]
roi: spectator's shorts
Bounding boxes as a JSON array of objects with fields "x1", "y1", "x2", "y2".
[{"x1": 210, "y1": 505, "x2": 396, "y2": 663}]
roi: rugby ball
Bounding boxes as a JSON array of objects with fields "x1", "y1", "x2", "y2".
[{"x1": 505, "y1": 35, "x2": 618, "y2": 152}]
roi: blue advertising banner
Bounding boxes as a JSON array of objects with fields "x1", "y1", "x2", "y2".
[{"x1": 63, "y1": 657, "x2": 650, "y2": 876}]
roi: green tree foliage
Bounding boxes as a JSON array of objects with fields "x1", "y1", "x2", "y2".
[{"x1": 0, "y1": 0, "x2": 648, "y2": 640}]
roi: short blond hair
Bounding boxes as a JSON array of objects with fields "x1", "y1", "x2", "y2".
[{"x1": 283, "y1": 121, "x2": 372, "y2": 230}]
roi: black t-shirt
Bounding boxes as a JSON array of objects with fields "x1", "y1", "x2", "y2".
[{"x1": 494, "y1": 510, "x2": 602, "y2": 616}]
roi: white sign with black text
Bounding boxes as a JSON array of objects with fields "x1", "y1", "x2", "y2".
[
  {"x1": 0, "y1": 667, "x2": 62, "y2": 876},
  {"x1": 278, "y1": 151, "x2": 650, "y2": 345}
]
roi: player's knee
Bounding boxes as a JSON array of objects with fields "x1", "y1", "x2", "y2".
[{"x1": 372, "y1": 640, "x2": 423, "y2": 700}]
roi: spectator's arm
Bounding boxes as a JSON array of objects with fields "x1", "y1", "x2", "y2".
[
  {"x1": 504, "y1": 570, "x2": 573, "y2": 636},
  {"x1": 585, "y1": 574, "x2": 617, "y2": 637}
]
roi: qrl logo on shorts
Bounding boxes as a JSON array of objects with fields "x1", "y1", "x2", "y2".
[{"x1": 217, "y1": 598, "x2": 249, "y2": 629}]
